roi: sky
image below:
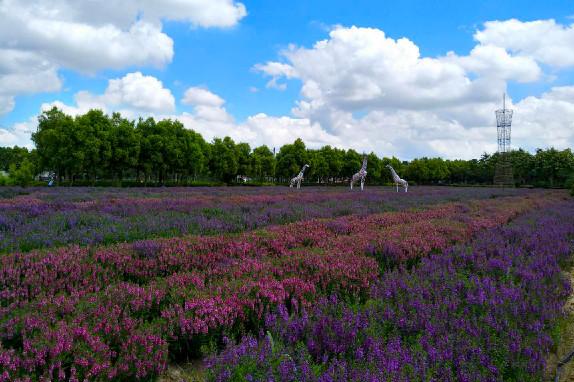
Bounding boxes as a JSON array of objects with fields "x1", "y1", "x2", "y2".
[{"x1": 0, "y1": 0, "x2": 573, "y2": 160}]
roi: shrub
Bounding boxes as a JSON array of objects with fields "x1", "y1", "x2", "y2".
[{"x1": 8, "y1": 159, "x2": 35, "y2": 187}]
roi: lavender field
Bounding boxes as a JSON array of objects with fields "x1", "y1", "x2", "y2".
[
  {"x1": 0, "y1": 186, "x2": 573, "y2": 381},
  {"x1": 0, "y1": 186, "x2": 534, "y2": 254}
]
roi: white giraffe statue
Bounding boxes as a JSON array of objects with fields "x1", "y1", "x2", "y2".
[
  {"x1": 386, "y1": 164, "x2": 408, "y2": 192},
  {"x1": 350, "y1": 156, "x2": 368, "y2": 191},
  {"x1": 290, "y1": 164, "x2": 309, "y2": 189}
]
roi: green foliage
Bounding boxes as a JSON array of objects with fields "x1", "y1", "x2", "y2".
[
  {"x1": 8, "y1": 158, "x2": 35, "y2": 187},
  {"x1": 276, "y1": 138, "x2": 308, "y2": 180},
  {"x1": 0, "y1": 146, "x2": 30, "y2": 172},
  {"x1": 0, "y1": 172, "x2": 9, "y2": 186},
  {"x1": 6, "y1": 106, "x2": 574, "y2": 187},
  {"x1": 210, "y1": 137, "x2": 239, "y2": 183},
  {"x1": 250, "y1": 145, "x2": 275, "y2": 180}
]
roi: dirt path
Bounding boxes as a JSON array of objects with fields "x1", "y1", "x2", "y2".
[
  {"x1": 159, "y1": 362, "x2": 206, "y2": 382},
  {"x1": 547, "y1": 265, "x2": 574, "y2": 382}
]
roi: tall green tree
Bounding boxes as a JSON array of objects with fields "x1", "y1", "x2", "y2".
[
  {"x1": 342, "y1": 149, "x2": 362, "y2": 178},
  {"x1": 210, "y1": 137, "x2": 238, "y2": 183},
  {"x1": 109, "y1": 113, "x2": 139, "y2": 180},
  {"x1": 32, "y1": 107, "x2": 78, "y2": 181},
  {"x1": 250, "y1": 145, "x2": 275, "y2": 180},
  {"x1": 236, "y1": 142, "x2": 251, "y2": 176},
  {"x1": 74, "y1": 109, "x2": 113, "y2": 182},
  {"x1": 276, "y1": 138, "x2": 307, "y2": 180},
  {"x1": 183, "y1": 129, "x2": 209, "y2": 180},
  {"x1": 0, "y1": 146, "x2": 30, "y2": 172}
]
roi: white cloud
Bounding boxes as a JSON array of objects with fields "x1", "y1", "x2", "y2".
[
  {"x1": 0, "y1": 0, "x2": 246, "y2": 73},
  {"x1": 3, "y1": 21, "x2": 574, "y2": 160},
  {"x1": 254, "y1": 62, "x2": 297, "y2": 91},
  {"x1": 105, "y1": 72, "x2": 175, "y2": 112},
  {"x1": 41, "y1": 72, "x2": 175, "y2": 117},
  {"x1": 450, "y1": 44, "x2": 541, "y2": 83},
  {"x1": 0, "y1": 119, "x2": 36, "y2": 148},
  {"x1": 182, "y1": 87, "x2": 225, "y2": 107},
  {"x1": 140, "y1": 0, "x2": 247, "y2": 28},
  {"x1": 248, "y1": 24, "x2": 574, "y2": 158},
  {"x1": 513, "y1": 86, "x2": 574, "y2": 151},
  {"x1": 0, "y1": 0, "x2": 246, "y2": 114},
  {"x1": 0, "y1": 49, "x2": 62, "y2": 115},
  {"x1": 475, "y1": 19, "x2": 574, "y2": 67}
]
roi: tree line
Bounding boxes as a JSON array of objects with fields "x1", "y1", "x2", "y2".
[{"x1": 1, "y1": 107, "x2": 574, "y2": 188}]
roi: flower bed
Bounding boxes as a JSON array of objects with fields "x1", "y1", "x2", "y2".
[
  {"x1": 0, "y1": 191, "x2": 563, "y2": 380},
  {"x1": 0, "y1": 186, "x2": 534, "y2": 253},
  {"x1": 207, "y1": 198, "x2": 574, "y2": 381}
]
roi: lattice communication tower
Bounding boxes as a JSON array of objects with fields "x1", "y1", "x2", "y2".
[{"x1": 493, "y1": 93, "x2": 514, "y2": 187}]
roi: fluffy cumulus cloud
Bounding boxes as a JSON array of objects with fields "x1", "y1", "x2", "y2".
[
  {"x1": 253, "y1": 22, "x2": 574, "y2": 158},
  {"x1": 177, "y1": 87, "x2": 339, "y2": 148},
  {"x1": 475, "y1": 19, "x2": 574, "y2": 67},
  {"x1": 513, "y1": 86, "x2": 574, "y2": 151},
  {"x1": 13, "y1": 82, "x2": 338, "y2": 151},
  {"x1": 41, "y1": 72, "x2": 175, "y2": 118},
  {"x1": 3, "y1": 18, "x2": 574, "y2": 159},
  {"x1": 0, "y1": 49, "x2": 62, "y2": 115},
  {"x1": 0, "y1": 0, "x2": 246, "y2": 115},
  {"x1": 0, "y1": 119, "x2": 37, "y2": 149}
]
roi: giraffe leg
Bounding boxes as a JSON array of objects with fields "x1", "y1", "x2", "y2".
[{"x1": 361, "y1": 180, "x2": 364, "y2": 191}]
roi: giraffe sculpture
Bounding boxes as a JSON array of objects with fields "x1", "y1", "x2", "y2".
[
  {"x1": 386, "y1": 164, "x2": 408, "y2": 192},
  {"x1": 350, "y1": 156, "x2": 368, "y2": 191},
  {"x1": 290, "y1": 164, "x2": 309, "y2": 189}
]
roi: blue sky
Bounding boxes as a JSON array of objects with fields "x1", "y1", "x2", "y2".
[{"x1": 1, "y1": 0, "x2": 573, "y2": 159}]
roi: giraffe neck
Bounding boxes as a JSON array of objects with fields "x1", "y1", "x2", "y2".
[{"x1": 389, "y1": 168, "x2": 399, "y2": 180}]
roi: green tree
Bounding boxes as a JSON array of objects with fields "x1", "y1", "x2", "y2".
[
  {"x1": 276, "y1": 138, "x2": 307, "y2": 180},
  {"x1": 136, "y1": 117, "x2": 165, "y2": 183},
  {"x1": 210, "y1": 137, "x2": 239, "y2": 183},
  {"x1": 183, "y1": 129, "x2": 209, "y2": 180},
  {"x1": 0, "y1": 146, "x2": 30, "y2": 172},
  {"x1": 235, "y1": 142, "x2": 252, "y2": 176},
  {"x1": 319, "y1": 146, "x2": 343, "y2": 183},
  {"x1": 366, "y1": 152, "x2": 382, "y2": 184},
  {"x1": 533, "y1": 148, "x2": 574, "y2": 187},
  {"x1": 508, "y1": 149, "x2": 534, "y2": 186},
  {"x1": 109, "y1": 113, "x2": 139, "y2": 181},
  {"x1": 342, "y1": 149, "x2": 362, "y2": 179},
  {"x1": 32, "y1": 107, "x2": 78, "y2": 181},
  {"x1": 406, "y1": 158, "x2": 429, "y2": 183},
  {"x1": 250, "y1": 145, "x2": 275, "y2": 180},
  {"x1": 74, "y1": 109, "x2": 113, "y2": 182},
  {"x1": 9, "y1": 158, "x2": 35, "y2": 187},
  {"x1": 309, "y1": 150, "x2": 329, "y2": 183},
  {"x1": 446, "y1": 159, "x2": 470, "y2": 184}
]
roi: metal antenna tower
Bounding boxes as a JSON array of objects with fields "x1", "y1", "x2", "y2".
[{"x1": 493, "y1": 93, "x2": 514, "y2": 187}]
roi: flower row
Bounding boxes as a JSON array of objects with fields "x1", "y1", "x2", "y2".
[
  {"x1": 0, "y1": 186, "x2": 535, "y2": 253},
  {"x1": 0, "y1": 192, "x2": 561, "y2": 380},
  {"x1": 207, "y1": 198, "x2": 574, "y2": 381}
]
